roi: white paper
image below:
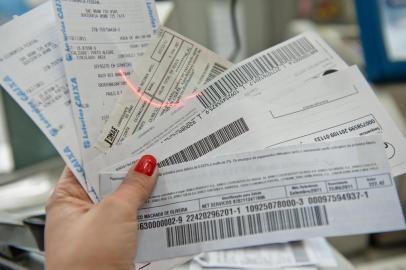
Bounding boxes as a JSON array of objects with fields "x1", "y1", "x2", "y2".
[
  {"x1": 0, "y1": 5, "x2": 192, "y2": 270},
  {"x1": 99, "y1": 65, "x2": 406, "y2": 192},
  {"x1": 195, "y1": 238, "x2": 336, "y2": 269},
  {"x1": 102, "y1": 136, "x2": 405, "y2": 261},
  {"x1": 88, "y1": 31, "x2": 348, "y2": 195},
  {"x1": 304, "y1": 238, "x2": 337, "y2": 268},
  {"x1": 52, "y1": 0, "x2": 159, "y2": 164},
  {"x1": 196, "y1": 243, "x2": 313, "y2": 269},
  {"x1": 52, "y1": 2, "x2": 194, "y2": 270},
  {"x1": 0, "y1": 2, "x2": 96, "y2": 198},
  {"x1": 96, "y1": 26, "x2": 232, "y2": 151},
  {"x1": 189, "y1": 261, "x2": 318, "y2": 270}
]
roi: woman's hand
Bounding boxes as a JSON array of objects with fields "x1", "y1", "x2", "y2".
[{"x1": 45, "y1": 155, "x2": 158, "y2": 270}]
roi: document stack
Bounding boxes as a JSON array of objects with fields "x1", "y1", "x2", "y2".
[{"x1": 0, "y1": 1, "x2": 405, "y2": 269}]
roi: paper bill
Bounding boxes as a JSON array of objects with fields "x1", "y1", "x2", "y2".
[
  {"x1": 52, "y1": 0, "x2": 159, "y2": 163},
  {"x1": 88, "y1": 31, "x2": 348, "y2": 194},
  {"x1": 0, "y1": 2, "x2": 95, "y2": 197},
  {"x1": 99, "y1": 65, "x2": 406, "y2": 189},
  {"x1": 100, "y1": 135, "x2": 406, "y2": 261},
  {"x1": 0, "y1": 5, "x2": 191, "y2": 270},
  {"x1": 97, "y1": 26, "x2": 232, "y2": 151},
  {"x1": 194, "y1": 238, "x2": 336, "y2": 269}
]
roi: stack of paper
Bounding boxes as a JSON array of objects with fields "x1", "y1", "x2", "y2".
[{"x1": 1, "y1": 0, "x2": 405, "y2": 268}]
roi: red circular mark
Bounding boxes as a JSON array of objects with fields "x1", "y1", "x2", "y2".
[{"x1": 119, "y1": 69, "x2": 202, "y2": 108}]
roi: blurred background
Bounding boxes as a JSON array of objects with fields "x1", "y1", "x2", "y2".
[{"x1": 0, "y1": 0, "x2": 406, "y2": 269}]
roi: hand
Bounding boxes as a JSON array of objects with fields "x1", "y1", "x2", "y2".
[{"x1": 45, "y1": 155, "x2": 158, "y2": 270}]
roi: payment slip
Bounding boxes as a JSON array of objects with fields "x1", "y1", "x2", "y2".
[
  {"x1": 88, "y1": 31, "x2": 349, "y2": 195},
  {"x1": 100, "y1": 136, "x2": 405, "y2": 262}
]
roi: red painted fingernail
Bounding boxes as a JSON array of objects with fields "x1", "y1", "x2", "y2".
[{"x1": 134, "y1": 155, "x2": 157, "y2": 176}]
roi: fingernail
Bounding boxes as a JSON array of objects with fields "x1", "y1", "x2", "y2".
[{"x1": 134, "y1": 155, "x2": 157, "y2": 176}]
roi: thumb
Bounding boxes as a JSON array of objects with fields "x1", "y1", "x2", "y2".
[{"x1": 110, "y1": 155, "x2": 158, "y2": 211}]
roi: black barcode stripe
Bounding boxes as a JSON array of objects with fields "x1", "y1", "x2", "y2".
[
  {"x1": 197, "y1": 37, "x2": 317, "y2": 109},
  {"x1": 158, "y1": 118, "x2": 249, "y2": 167},
  {"x1": 205, "y1": 62, "x2": 228, "y2": 84},
  {"x1": 166, "y1": 206, "x2": 328, "y2": 247}
]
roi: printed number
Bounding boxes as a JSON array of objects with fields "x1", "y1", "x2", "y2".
[{"x1": 245, "y1": 199, "x2": 304, "y2": 213}]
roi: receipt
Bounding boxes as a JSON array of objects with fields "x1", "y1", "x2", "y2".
[
  {"x1": 88, "y1": 31, "x2": 348, "y2": 194},
  {"x1": 0, "y1": 6, "x2": 191, "y2": 270},
  {"x1": 195, "y1": 238, "x2": 336, "y2": 269},
  {"x1": 100, "y1": 136, "x2": 406, "y2": 261},
  {"x1": 97, "y1": 26, "x2": 232, "y2": 150},
  {"x1": 99, "y1": 65, "x2": 406, "y2": 189},
  {"x1": 0, "y1": 2, "x2": 94, "y2": 197},
  {"x1": 52, "y1": 0, "x2": 159, "y2": 163}
]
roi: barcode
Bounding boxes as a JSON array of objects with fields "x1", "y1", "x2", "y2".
[
  {"x1": 166, "y1": 205, "x2": 328, "y2": 247},
  {"x1": 197, "y1": 37, "x2": 317, "y2": 109},
  {"x1": 158, "y1": 118, "x2": 249, "y2": 167},
  {"x1": 204, "y1": 62, "x2": 228, "y2": 84}
]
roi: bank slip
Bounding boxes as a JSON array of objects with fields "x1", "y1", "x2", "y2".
[
  {"x1": 0, "y1": 5, "x2": 192, "y2": 270},
  {"x1": 97, "y1": 26, "x2": 232, "y2": 150},
  {"x1": 87, "y1": 31, "x2": 348, "y2": 193},
  {"x1": 100, "y1": 66, "x2": 406, "y2": 190},
  {"x1": 51, "y1": 2, "x2": 193, "y2": 269},
  {"x1": 0, "y1": 2, "x2": 93, "y2": 196},
  {"x1": 52, "y1": 0, "x2": 159, "y2": 164},
  {"x1": 103, "y1": 136, "x2": 405, "y2": 261}
]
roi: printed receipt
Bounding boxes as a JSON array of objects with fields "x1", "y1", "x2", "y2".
[
  {"x1": 97, "y1": 26, "x2": 232, "y2": 150},
  {"x1": 194, "y1": 238, "x2": 336, "y2": 269},
  {"x1": 0, "y1": 2, "x2": 93, "y2": 196},
  {"x1": 0, "y1": 5, "x2": 191, "y2": 270},
  {"x1": 102, "y1": 66, "x2": 406, "y2": 184},
  {"x1": 87, "y1": 31, "x2": 348, "y2": 194},
  {"x1": 101, "y1": 136, "x2": 405, "y2": 262},
  {"x1": 52, "y1": 0, "x2": 159, "y2": 163}
]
